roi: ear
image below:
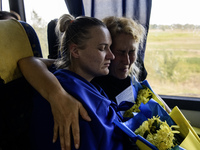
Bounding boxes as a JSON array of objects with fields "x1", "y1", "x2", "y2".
[{"x1": 69, "y1": 43, "x2": 79, "y2": 58}]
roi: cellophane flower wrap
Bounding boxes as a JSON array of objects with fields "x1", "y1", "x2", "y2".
[
  {"x1": 114, "y1": 79, "x2": 200, "y2": 150},
  {"x1": 114, "y1": 99, "x2": 185, "y2": 150},
  {"x1": 123, "y1": 79, "x2": 165, "y2": 118}
]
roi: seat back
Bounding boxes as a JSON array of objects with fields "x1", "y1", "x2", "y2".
[
  {"x1": 0, "y1": 19, "x2": 40, "y2": 150},
  {"x1": 47, "y1": 19, "x2": 59, "y2": 59},
  {"x1": 0, "y1": 78, "x2": 33, "y2": 150}
]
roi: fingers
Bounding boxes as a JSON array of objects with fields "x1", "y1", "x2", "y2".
[
  {"x1": 71, "y1": 103, "x2": 91, "y2": 149},
  {"x1": 79, "y1": 103, "x2": 91, "y2": 122},
  {"x1": 64, "y1": 124, "x2": 71, "y2": 150},
  {"x1": 53, "y1": 123, "x2": 59, "y2": 143},
  {"x1": 59, "y1": 126, "x2": 66, "y2": 150},
  {"x1": 50, "y1": 96, "x2": 91, "y2": 150},
  {"x1": 70, "y1": 103, "x2": 91, "y2": 149},
  {"x1": 53, "y1": 122, "x2": 71, "y2": 150},
  {"x1": 72, "y1": 114, "x2": 80, "y2": 149}
]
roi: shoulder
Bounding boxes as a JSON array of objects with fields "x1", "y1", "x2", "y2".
[
  {"x1": 54, "y1": 69, "x2": 98, "y2": 93},
  {"x1": 54, "y1": 69, "x2": 88, "y2": 84}
]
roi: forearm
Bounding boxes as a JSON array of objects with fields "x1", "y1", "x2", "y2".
[{"x1": 18, "y1": 56, "x2": 63, "y2": 103}]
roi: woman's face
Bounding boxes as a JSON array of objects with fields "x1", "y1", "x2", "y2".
[
  {"x1": 76, "y1": 26, "x2": 114, "y2": 81},
  {"x1": 109, "y1": 33, "x2": 138, "y2": 79}
]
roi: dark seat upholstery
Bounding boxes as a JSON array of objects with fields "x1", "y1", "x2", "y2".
[
  {"x1": 0, "y1": 78, "x2": 33, "y2": 150},
  {"x1": 47, "y1": 19, "x2": 59, "y2": 59},
  {"x1": 0, "y1": 19, "x2": 42, "y2": 150}
]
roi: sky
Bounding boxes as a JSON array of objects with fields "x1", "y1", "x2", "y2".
[
  {"x1": 150, "y1": 0, "x2": 200, "y2": 25},
  {"x1": 3, "y1": 0, "x2": 200, "y2": 25},
  {"x1": 2, "y1": 0, "x2": 68, "y2": 23},
  {"x1": 23, "y1": 0, "x2": 69, "y2": 23}
]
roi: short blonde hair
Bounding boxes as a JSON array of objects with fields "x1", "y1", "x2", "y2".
[{"x1": 103, "y1": 16, "x2": 145, "y2": 48}]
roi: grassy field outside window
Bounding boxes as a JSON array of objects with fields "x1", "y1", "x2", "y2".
[{"x1": 145, "y1": 25, "x2": 200, "y2": 97}]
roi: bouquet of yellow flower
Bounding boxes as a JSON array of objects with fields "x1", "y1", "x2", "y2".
[
  {"x1": 134, "y1": 116, "x2": 180, "y2": 150},
  {"x1": 115, "y1": 79, "x2": 200, "y2": 150},
  {"x1": 114, "y1": 100, "x2": 185, "y2": 150}
]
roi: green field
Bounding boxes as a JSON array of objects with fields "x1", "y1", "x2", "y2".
[{"x1": 144, "y1": 29, "x2": 200, "y2": 97}]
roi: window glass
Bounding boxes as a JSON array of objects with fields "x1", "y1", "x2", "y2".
[
  {"x1": 145, "y1": 0, "x2": 200, "y2": 98},
  {"x1": 2, "y1": 0, "x2": 10, "y2": 11},
  {"x1": 24, "y1": 0, "x2": 69, "y2": 58}
]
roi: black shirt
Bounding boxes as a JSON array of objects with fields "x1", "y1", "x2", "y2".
[{"x1": 92, "y1": 75, "x2": 131, "y2": 103}]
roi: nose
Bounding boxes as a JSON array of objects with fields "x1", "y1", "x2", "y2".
[
  {"x1": 106, "y1": 48, "x2": 115, "y2": 60},
  {"x1": 122, "y1": 54, "x2": 130, "y2": 65}
]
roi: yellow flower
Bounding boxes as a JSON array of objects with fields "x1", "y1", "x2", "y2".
[
  {"x1": 123, "y1": 86, "x2": 153, "y2": 117},
  {"x1": 134, "y1": 116, "x2": 177, "y2": 150},
  {"x1": 135, "y1": 121, "x2": 149, "y2": 136},
  {"x1": 123, "y1": 86, "x2": 165, "y2": 118}
]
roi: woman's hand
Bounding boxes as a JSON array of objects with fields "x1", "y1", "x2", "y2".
[
  {"x1": 18, "y1": 57, "x2": 91, "y2": 149},
  {"x1": 49, "y1": 89, "x2": 91, "y2": 150}
]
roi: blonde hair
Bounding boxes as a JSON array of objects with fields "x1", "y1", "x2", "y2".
[{"x1": 103, "y1": 16, "x2": 146, "y2": 79}]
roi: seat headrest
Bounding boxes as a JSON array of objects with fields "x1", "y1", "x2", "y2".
[{"x1": 0, "y1": 19, "x2": 33, "y2": 84}]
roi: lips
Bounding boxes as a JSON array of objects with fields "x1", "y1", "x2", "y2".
[
  {"x1": 104, "y1": 62, "x2": 111, "y2": 67},
  {"x1": 119, "y1": 67, "x2": 129, "y2": 72}
]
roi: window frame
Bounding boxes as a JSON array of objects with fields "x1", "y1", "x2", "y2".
[{"x1": 161, "y1": 95, "x2": 200, "y2": 111}]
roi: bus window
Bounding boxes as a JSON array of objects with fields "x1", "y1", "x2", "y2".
[
  {"x1": 145, "y1": 0, "x2": 200, "y2": 98},
  {"x1": 24, "y1": 0, "x2": 69, "y2": 58},
  {"x1": 1, "y1": 0, "x2": 10, "y2": 11}
]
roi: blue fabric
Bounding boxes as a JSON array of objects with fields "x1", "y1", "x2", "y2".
[
  {"x1": 30, "y1": 69, "x2": 124, "y2": 150},
  {"x1": 64, "y1": 0, "x2": 85, "y2": 17}
]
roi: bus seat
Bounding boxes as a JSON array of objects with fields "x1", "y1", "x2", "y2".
[
  {"x1": 19, "y1": 21, "x2": 43, "y2": 58},
  {"x1": 0, "y1": 19, "x2": 34, "y2": 84},
  {"x1": 0, "y1": 19, "x2": 39, "y2": 150},
  {"x1": 47, "y1": 19, "x2": 59, "y2": 59}
]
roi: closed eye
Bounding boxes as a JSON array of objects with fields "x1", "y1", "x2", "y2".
[
  {"x1": 98, "y1": 45, "x2": 106, "y2": 51},
  {"x1": 129, "y1": 50, "x2": 135, "y2": 54},
  {"x1": 117, "y1": 50, "x2": 126, "y2": 54}
]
